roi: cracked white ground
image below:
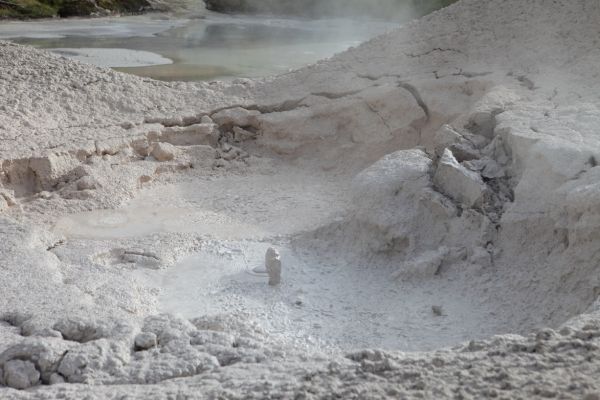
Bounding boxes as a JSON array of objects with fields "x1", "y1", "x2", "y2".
[{"x1": 1, "y1": 0, "x2": 600, "y2": 399}]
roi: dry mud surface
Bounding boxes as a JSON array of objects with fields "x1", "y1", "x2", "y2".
[{"x1": 1, "y1": 0, "x2": 600, "y2": 398}]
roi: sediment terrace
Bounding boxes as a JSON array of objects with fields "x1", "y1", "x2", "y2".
[{"x1": 1, "y1": 0, "x2": 600, "y2": 398}]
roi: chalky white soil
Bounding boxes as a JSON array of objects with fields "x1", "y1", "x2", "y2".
[
  {"x1": 1, "y1": 0, "x2": 600, "y2": 399},
  {"x1": 48, "y1": 48, "x2": 173, "y2": 68}
]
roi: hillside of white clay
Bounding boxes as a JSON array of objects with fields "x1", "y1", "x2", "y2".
[{"x1": 1, "y1": 0, "x2": 600, "y2": 398}]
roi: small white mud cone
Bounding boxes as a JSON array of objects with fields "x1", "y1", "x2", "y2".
[{"x1": 265, "y1": 247, "x2": 282, "y2": 286}]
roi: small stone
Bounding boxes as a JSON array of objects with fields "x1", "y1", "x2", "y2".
[
  {"x1": 433, "y1": 124, "x2": 463, "y2": 156},
  {"x1": 265, "y1": 247, "x2": 282, "y2": 286},
  {"x1": 151, "y1": 142, "x2": 178, "y2": 162},
  {"x1": 200, "y1": 115, "x2": 214, "y2": 124},
  {"x1": 212, "y1": 159, "x2": 229, "y2": 169},
  {"x1": 449, "y1": 142, "x2": 480, "y2": 162},
  {"x1": 233, "y1": 126, "x2": 256, "y2": 141},
  {"x1": 119, "y1": 146, "x2": 135, "y2": 158},
  {"x1": 432, "y1": 306, "x2": 444, "y2": 317},
  {"x1": 221, "y1": 142, "x2": 233, "y2": 153},
  {"x1": 466, "y1": 157, "x2": 505, "y2": 179},
  {"x1": 480, "y1": 159, "x2": 505, "y2": 179},
  {"x1": 48, "y1": 372, "x2": 65, "y2": 385},
  {"x1": 220, "y1": 145, "x2": 246, "y2": 161},
  {"x1": 466, "y1": 340, "x2": 485, "y2": 351},
  {"x1": 76, "y1": 176, "x2": 98, "y2": 191},
  {"x1": 535, "y1": 328, "x2": 556, "y2": 342},
  {"x1": 38, "y1": 191, "x2": 53, "y2": 200},
  {"x1": 131, "y1": 140, "x2": 152, "y2": 157},
  {"x1": 0, "y1": 196, "x2": 8, "y2": 212},
  {"x1": 135, "y1": 332, "x2": 158, "y2": 351},
  {"x1": 3, "y1": 359, "x2": 40, "y2": 389},
  {"x1": 211, "y1": 107, "x2": 260, "y2": 129},
  {"x1": 559, "y1": 327, "x2": 573, "y2": 336},
  {"x1": 0, "y1": 190, "x2": 17, "y2": 207},
  {"x1": 53, "y1": 318, "x2": 105, "y2": 343},
  {"x1": 431, "y1": 357, "x2": 444, "y2": 367},
  {"x1": 469, "y1": 246, "x2": 492, "y2": 268},
  {"x1": 434, "y1": 149, "x2": 487, "y2": 208}
]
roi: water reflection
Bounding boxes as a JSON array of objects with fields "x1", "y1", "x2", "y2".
[{"x1": 8, "y1": 14, "x2": 397, "y2": 81}]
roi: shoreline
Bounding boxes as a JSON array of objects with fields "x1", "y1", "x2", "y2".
[{"x1": 0, "y1": 0, "x2": 206, "y2": 20}]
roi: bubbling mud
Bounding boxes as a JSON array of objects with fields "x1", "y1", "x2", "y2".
[{"x1": 55, "y1": 169, "x2": 501, "y2": 353}]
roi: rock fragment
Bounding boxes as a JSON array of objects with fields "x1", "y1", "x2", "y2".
[
  {"x1": 76, "y1": 175, "x2": 98, "y2": 191},
  {"x1": 3, "y1": 359, "x2": 40, "y2": 389},
  {"x1": 448, "y1": 142, "x2": 480, "y2": 162},
  {"x1": 265, "y1": 248, "x2": 282, "y2": 286},
  {"x1": 151, "y1": 142, "x2": 178, "y2": 162},
  {"x1": 433, "y1": 124, "x2": 463, "y2": 156},
  {"x1": 434, "y1": 149, "x2": 487, "y2": 208},
  {"x1": 233, "y1": 126, "x2": 257, "y2": 141},
  {"x1": 134, "y1": 332, "x2": 158, "y2": 351},
  {"x1": 432, "y1": 306, "x2": 444, "y2": 317},
  {"x1": 57, "y1": 339, "x2": 129, "y2": 383},
  {"x1": 53, "y1": 318, "x2": 106, "y2": 343},
  {"x1": 0, "y1": 196, "x2": 8, "y2": 213},
  {"x1": 0, "y1": 338, "x2": 74, "y2": 384},
  {"x1": 159, "y1": 123, "x2": 218, "y2": 146},
  {"x1": 211, "y1": 107, "x2": 260, "y2": 129},
  {"x1": 469, "y1": 246, "x2": 492, "y2": 268},
  {"x1": 391, "y1": 248, "x2": 448, "y2": 281},
  {"x1": 466, "y1": 86, "x2": 520, "y2": 138},
  {"x1": 0, "y1": 189, "x2": 17, "y2": 211},
  {"x1": 218, "y1": 144, "x2": 247, "y2": 161},
  {"x1": 433, "y1": 125, "x2": 480, "y2": 161},
  {"x1": 48, "y1": 373, "x2": 65, "y2": 385},
  {"x1": 200, "y1": 115, "x2": 214, "y2": 124}
]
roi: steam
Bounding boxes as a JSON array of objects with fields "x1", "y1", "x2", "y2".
[{"x1": 204, "y1": 0, "x2": 457, "y2": 21}]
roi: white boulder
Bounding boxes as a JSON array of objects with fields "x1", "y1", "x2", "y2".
[
  {"x1": 3, "y1": 359, "x2": 40, "y2": 389},
  {"x1": 434, "y1": 149, "x2": 487, "y2": 208}
]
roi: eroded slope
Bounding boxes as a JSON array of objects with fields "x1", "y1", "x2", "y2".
[{"x1": 1, "y1": 0, "x2": 600, "y2": 398}]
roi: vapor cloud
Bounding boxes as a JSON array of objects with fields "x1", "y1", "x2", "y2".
[{"x1": 204, "y1": 0, "x2": 457, "y2": 20}]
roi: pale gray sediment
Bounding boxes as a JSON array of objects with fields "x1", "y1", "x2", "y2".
[{"x1": 1, "y1": 0, "x2": 600, "y2": 398}]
